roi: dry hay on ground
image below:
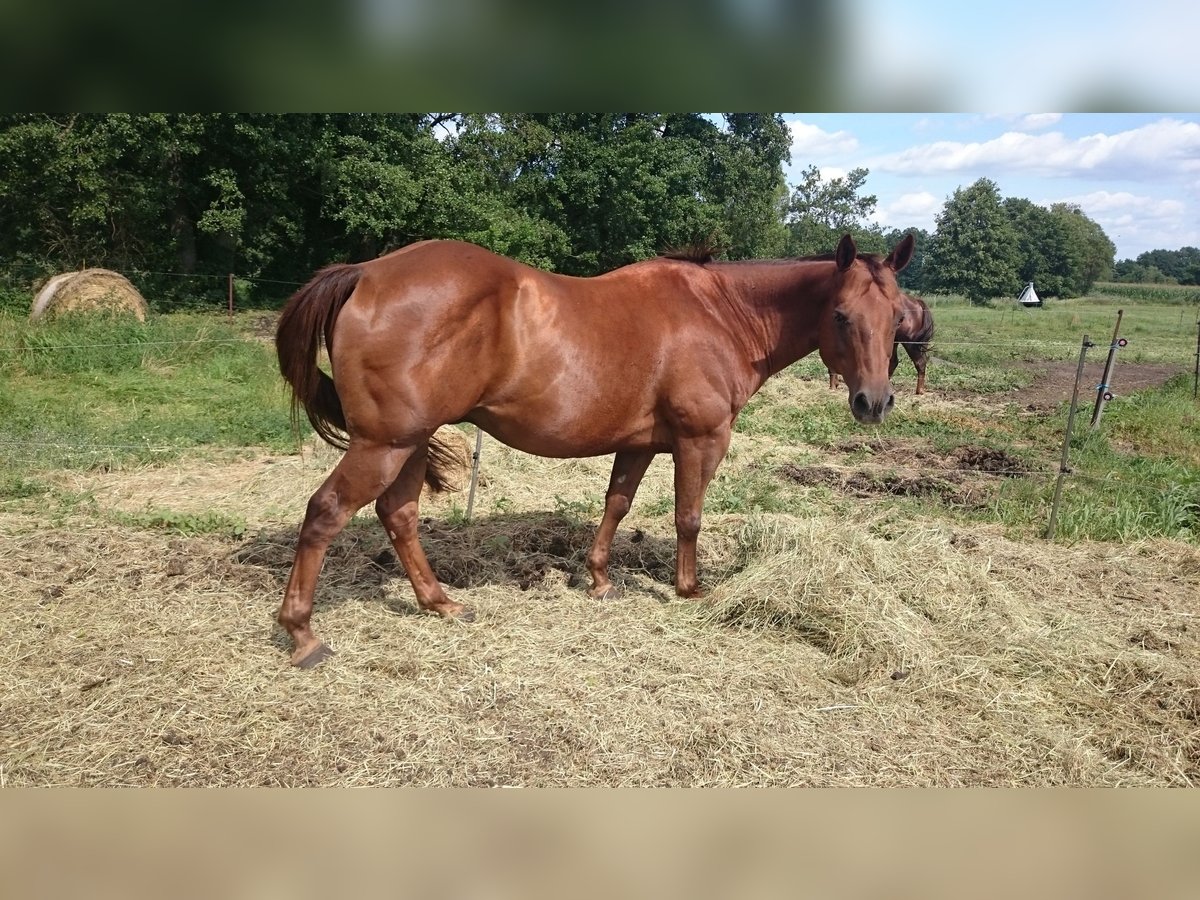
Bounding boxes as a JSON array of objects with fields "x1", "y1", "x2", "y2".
[
  {"x1": 29, "y1": 269, "x2": 148, "y2": 322},
  {"x1": 2, "y1": 444, "x2": 1199, "y2": 787}
]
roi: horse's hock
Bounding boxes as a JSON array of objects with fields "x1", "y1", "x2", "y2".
[{"x1": 30, "y1": 269, "x2": 148, "y2": 322}]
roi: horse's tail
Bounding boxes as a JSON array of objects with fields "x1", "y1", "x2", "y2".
[
  {"x1": 900, "y1": 293, "x2": 935, "y2": 354},
  {"x1": 912, "y1": 296, "x2": 935, "y2": 353},
  {"x1": 275, "y1": 263, "x2": 466, "y2": 493},
  {"x1": 276, "y1": 263, "x2": 360, "y2": 451}
]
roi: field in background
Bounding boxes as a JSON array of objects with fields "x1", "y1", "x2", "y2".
[{"x1": 1, "y1": 295, "x2": 1198, "y2": 786}]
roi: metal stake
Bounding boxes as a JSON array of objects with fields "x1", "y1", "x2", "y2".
[
  {"x1": 1193, "y1": 318, "x2": 1200, "y2": 401},
  {"x1": 465, "y1": 427, "x2": 484, "y2": 521},
  {"x1": 1089, "y1": 309, "x2": 1125, "y2": 430},
  {"x1": 1047, "y1": 333, "x2": 1093, "y2": 540}
]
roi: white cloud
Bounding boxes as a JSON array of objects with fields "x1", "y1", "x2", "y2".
[
  {"x1": 788, "y1": 120, "x2": 859, "y2": 159},
  {"x1": 1052, "y1": 190, "x2": 1184, "y2": 220},
  {"x1": 1016, "y1": 113, "x2": 1062, "y2": 131},
  {"x1": 981, "y1": 113, "x2": 1063, "y2": 131},
  {"x1": 871, "y1": 191, "x2": 942, "y2": 230},
  {"x1": 873, "y1": 118, "x2": 1200, "y2": 181},
  {"x1": 839, "y1": 1, "x2": 1200, "y2": 110},
  {"x1": 1045, "y1": 190, "x2": 1197, "y2": 258},
  {"x1": 816, "y1": 165, "x2": 849, "y2": 182}
]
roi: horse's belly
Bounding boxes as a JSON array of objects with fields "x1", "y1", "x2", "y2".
[{"x1": 467, "y1": 406, "x2": 664, "y2": 459}]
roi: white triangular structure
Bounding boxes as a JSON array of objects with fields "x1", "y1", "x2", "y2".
[{"x1": 1017, "y1": 281, "x2": 1041, "y2": 306}]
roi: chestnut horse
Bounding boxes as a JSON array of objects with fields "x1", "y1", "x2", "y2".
[
  {"x1": 275, "y1": 233, "x2": 914, "y2": 667},
  {"x1": 828, "y1": 291, "x2": 934, "y2": 394}
]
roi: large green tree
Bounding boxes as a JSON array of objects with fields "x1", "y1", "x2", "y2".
[
  {"x1": 926, "y1": 178, "x2": 1021, "y2": 304},
  {"x1": 1048, "y1": 203, "x2": 1115, "y2": 295},
  {"x1": 1002, "y1": 197, "x2": 1076, "y2": 298},
  {"x1": 785, "y1": 165, "x2": 879, "y2": 257}
]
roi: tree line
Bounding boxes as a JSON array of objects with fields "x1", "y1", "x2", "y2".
[
  {"x1": 0, "y1": 113, "x2": 1163, "y2": 310},
  {"x1": 1113, "y1": 247, "x2": 1200, "y2": 286}
]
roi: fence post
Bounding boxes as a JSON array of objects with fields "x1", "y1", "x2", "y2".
[
  {"x1": 227, "y1": 273, "x2": 234, "y2": 320},
  {"x1": 465, "y1": 427, "x2": 485, "y2": 521},
  {"x1": 1089, "y1": 308, "x2": 1125, "y2": 430},
  {"x1": 1193, "y1": 318, "x2": 1199, "y2": 401},
  {"x1": 1046, "y1": 333, "x2": 1093, "y2": 540}
]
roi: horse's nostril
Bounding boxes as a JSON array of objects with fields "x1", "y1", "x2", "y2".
[
  {"x1": 852, "y1": 392, "x2": 870, "y2": 415},
  {"x1": 885, "y1": 393, "x2": 895, "y2": 410}
]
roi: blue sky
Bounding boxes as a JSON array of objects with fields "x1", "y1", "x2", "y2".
[
  {"x1": 841, "y1": 0, "x2": 1197, "y2": 113},
  {"x1": 781, "y1": 113, "x2": 1200, "y2": 261}
]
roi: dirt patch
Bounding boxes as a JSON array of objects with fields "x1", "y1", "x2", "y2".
[
  {"x1": 1010, "y1": 361, "x2": 1183, "y2": 412},
  {"x1": 835, "y1": 437, "x2": 1029, "y2": 476},
  {"x1": 780, "y1": 463, "x2": 973, "y2": 504},
  {"x1": 954, "y1": 445, "x2": 1027, "y2": 475},
  {"x1": 785, "y1": 439, "x2": 1033, "y2": 505}
]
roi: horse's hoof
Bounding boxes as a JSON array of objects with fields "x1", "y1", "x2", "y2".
[
  {"x1": 589, "y1": 584, "x2": 623, "y2": 600},
  {"x1": 429, "y1": 602, "x2": 476, "y2": 623},
  {"x1": 292, "y1": 642, "x2": 334, "y2": 669}
]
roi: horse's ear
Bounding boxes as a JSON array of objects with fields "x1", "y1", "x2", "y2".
[
  {"x1": 886, "y1": 233, "x2": 915, "y2": 273},
  {"x1": 834, "y1": 233, "x2": 857, "y2": 271}
]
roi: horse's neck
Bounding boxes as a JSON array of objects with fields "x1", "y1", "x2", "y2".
[{"x1": 721, "y1": 262, "x2": 831, "y2": 379}]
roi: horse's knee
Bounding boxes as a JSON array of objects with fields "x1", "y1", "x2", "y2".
[{"x1": 605, "y1": 493, "x2": 631, "y2": 519}]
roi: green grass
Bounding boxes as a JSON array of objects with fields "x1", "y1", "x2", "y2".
[
  {"x1": 0, "y1": 310, "x2": 294, "y2": 470},
  {"x1": 925, "y1": 295, "x2": 1197, "y2": 367},
  {"x1": 108, "y1": 506, "x2": 248, "y2": 538}
]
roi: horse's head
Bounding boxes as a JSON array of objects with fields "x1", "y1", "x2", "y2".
[{"x1": 818, "y1": 232, "x2": 915, "y2": 425}]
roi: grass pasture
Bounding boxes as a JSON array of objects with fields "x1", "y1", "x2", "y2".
[{"x1": 1, "y1": 297, "x2": 1198, "y2": 786}]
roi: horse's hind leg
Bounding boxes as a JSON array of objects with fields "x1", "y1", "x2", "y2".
[
  {"x1": 278, "y1": 442, "x2": 409, "y2": 667},
  {"x1": 375, "y1": 445, "x2": 474, "y2": 622},
  {"x1": 586, "y1": 451, "x2": 655, "y2": 600}
]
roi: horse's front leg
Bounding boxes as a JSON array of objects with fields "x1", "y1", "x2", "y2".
[
  {"x1": 586, "y1": 450, "x2": 655, "y2": 599},
  {"x1": 671, "y1": 427, "x2": 732, "y2": 598}
]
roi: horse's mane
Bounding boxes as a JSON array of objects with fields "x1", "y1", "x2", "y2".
[{"x1": 659, "y1": 237, "x2": 724, "y2": 264}]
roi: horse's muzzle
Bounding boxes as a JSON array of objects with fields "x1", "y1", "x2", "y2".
[{"x1": 851, "y1": 390, "x2": 895, "y2": 424}]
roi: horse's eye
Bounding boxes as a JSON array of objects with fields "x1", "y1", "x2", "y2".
[{"x1": 833, "y1": 310, "x2": 850, "y2": 326}]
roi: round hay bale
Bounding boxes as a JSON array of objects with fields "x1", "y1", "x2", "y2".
[{"x1": 30, "y1": 268, "x2": 148, "y2": 322}]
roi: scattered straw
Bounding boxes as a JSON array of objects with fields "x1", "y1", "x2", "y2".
[{"x1": 2, "y1": 445, "x2": 1197, "y2": 786}]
